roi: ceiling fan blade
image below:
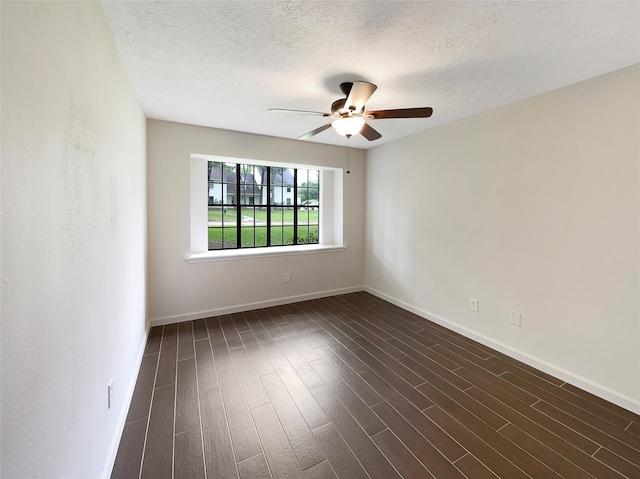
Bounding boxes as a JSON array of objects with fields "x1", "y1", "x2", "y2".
[
  {"x1": 365, "y1": 107, "x2": 433, "y2": 119},
  {"x1": 360, "y1": 123, "x2": 382, "y2": 141},
  {"x1": 344, "y1": 81, "x2": 377, "y2": 113},
  {"x1": 269, "y1": 108, "x2": 330, "y2": 116},
  {"x1": 298, "y1": 123, "x2": 332, "y2": 140}
]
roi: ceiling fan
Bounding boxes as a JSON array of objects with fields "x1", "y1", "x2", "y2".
[{"x1": 269, "y1": 81, "x2": 433, "y2": 141}]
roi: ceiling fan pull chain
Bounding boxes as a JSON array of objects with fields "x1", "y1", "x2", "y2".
[{"x1": 345, "y1": 135, "x2": 351, "y2": 174}]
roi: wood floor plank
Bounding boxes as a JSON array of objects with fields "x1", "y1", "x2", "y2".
[
  {"x1": 346, "y1": 321, "x2": 405, "y2": 359},
  {"x1": 594, "y1": 447, "x2": 640, "y2": 479},
  {"x1": 371, "y1": 401, "x2": 466, "y2": 479},
  {"x1": 351, "y1": 346, "x2": 433, "y2": 410},
  {"x1": 311, "y1": 423, "x2": 368, "y2": 479},
  {"x1": 140, "y1": 384, "x2": 175, "y2": 479},
  {"x1": 317, "y1": 334, "x2": 368, "y2": 374},
  {"x1": 430, "y1": 343, "x2": 506, "y2": 376},
  {"x1": 231, "y1": 312, "x2": 252, "y2": 333},
  {"x1": 310, "y1": 385, "x2": 401, "y2": 479},
  {"x1": 260, "y1": 372, "x2": 326, "y2": 470},
  {"x1": 464, "y1": 385, "x2": 617, "y2": 477},
  {"x1": 467, "y1": 387, "x2": 611, "y2": 477},
  {"x1": 221, "y1": 314, "x2": 244, "y2": 350},
  {"x1": 500, "y1": 367, "x2": 635, "y2": 430},
  {"x1": 418, "y1": 382, "x2": 564, "y2": 479},
  {"x1": 175, "y1": 358, "x2": 199, "y2": 434},
  {"x1": 237, "y1": 453, "x2": 271, "y2": 479},
  {"x1": 163, "y1": 323, "x2": 178, "y2": 337},
  {"x1": 194, "y1": 338, "x2": 218, "y2": 390},
  {"x1": 218, "y1": 369, "x2": 263, "y2": 462},
  {"x1": 359, "y1": 370, "x2": 466, "y2": 462},
  {"x1": 397, "y1": 351, "x2": 472, "y2": 391},
  {"x1": 178, "y1": 321, "x2": 195, "y2": 360},
  {"x1": 194, "y1": 338, "x2": 239, "y2": 479},
  {"x1": 303, "y1": 460, "x2": 338, "y2": 479},
  {"x1": 239, "y1": 330, "x2": 276, "y2": 376},
  {"x1": 174, "y1": 427, "x2": 205, "y2": 479},
  {"x1": 126, "y1": 352, "x2": 159, "y2": 423},
  {"x1": 309, "y1": 358, "x2": 386, "y2": 436},
  {"x1": 497, "y1": 423, "x2": 598, "y2": 479},
  {"x1": 315, "y1": 345, "x2": 383, "y2": 407},
  {"x1": 371, "y1": 428, "x2": 436, "y2": 479},
  {"x1": 156, "y1": 336, "x2": 178, "y2": 387},
  {"x1": 271, "y1": 356, "x2": 330, "y2": 430},
  {"x1": 144, "y1": 326, "x2": 163, "y2": 355},
  {"x1": 249, "y1": 319, "x2": 285, "y2": 359},
  {"x1": 111, "y1": 418, "x2": 147, "y2": 479},
  {"x1": 230, "y1": 346, "x2": 270, "y2": 409},
  {"x1": 192, "y1": 318, "x2": 209, "y2": 340},
  {"x1": 423, "y1": 405, "x2": 530, "y2": 479},
  {"x1": 353, "y1": 336, "x2": 423, "y2": 387},
  {"x1": 486, "y1": 354, "x2": 565, "y2": 387},
  {"x1": 252, "y1": 403, "x2": 305, "y2": 479},
  {"x1": 415, "y1": 366, "x2": 509, "y2": 431},
  {"x1": 453, "y1": 453, "x2": 500, "y2": 479},
  {"x1": 199, "y1": 387, "x2": 239, "y2": 479},
  {"x1": 210, "y1": 318, "x2": 235, "y2": 373},
  {"x1": 561, "y1": 382, "x2": 640, "y2": 425},
  {"x1": 274, "y1": 338, "x2": 324, "y2": 389},
  {"x1": 532, "y1": 400, "x2": 640, "y2": 468}
]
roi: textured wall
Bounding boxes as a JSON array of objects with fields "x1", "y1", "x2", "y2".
[
  {"x1": 365, "y1": 65, "x2": 640, "y2": 412},
  {"x1": 1, "y1": 2, "x2": 147, "y2": 477},
  {"x1": 147, "y1": 120, "x2": 365, "y2": 323}
]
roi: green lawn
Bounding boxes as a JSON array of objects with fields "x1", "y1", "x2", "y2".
[
  {"x1": 208, "y1": 207, "x2": 318, "y2": 223},
  {"x1": 208, "y1": 225, "x2": 319, "y2": 249}
]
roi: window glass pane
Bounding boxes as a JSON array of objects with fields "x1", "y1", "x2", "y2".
[
  {"x1": 271, "y1": 207, "x2": 283, "y2": 225},
  {"x1": 283, "y1": 225, "x2": 295, "y2": 245},
  {"x1": 297, "y1": 208, "x2": 309, "y2": 225},
  {"x1": 223, "y1": 227, "x2": 237, "y2": 248},
  {"x1": 240, "y1": 209, "x2": 255, "y2": 247},
  {"x1": 309, "y1": 225, "x2": 319, "y2": 244},
  {"x1": 272, "y1": 167, "x2": 283, "y2": 186},
  {"x1": 255, "y1": 227, "x2": 267, "y2": 247},
  {"x1": 208, "y1": 227, "x2": 223, "y2": 250},
  {"x1": 296, "y1": 225, "x2": 309, "y2": 244},
  {"x1": 223, "y1": 206, "x2": 237, "y2": 226},
  {"x1": 271, "y1": 226, "x2": 283, "y2": 246},
  {"x1": 297, "y1": 169, "x2": 308, "y2": 186}
]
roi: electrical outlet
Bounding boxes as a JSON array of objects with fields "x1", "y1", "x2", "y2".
[
  {"x1": 511, "y1": 311, "x2": 522, "y2": 327},
  {"x1": 284, "y1": 273, "x2": 291, "y2": 283},
  {"x1": 470, "y1": 298, "x2": 479, "y2": 312},
  {"x1": 108, "y1": 378, "x2": 114, "y2": 409}
]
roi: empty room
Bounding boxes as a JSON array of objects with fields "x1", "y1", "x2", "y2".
[{"x1": 1, "y1": 1, "x2": 639, "y2": 478}]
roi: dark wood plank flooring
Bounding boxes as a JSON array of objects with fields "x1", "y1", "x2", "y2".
[{"x1": 112, "y1": 292, "x2": 640, "y2": 478}]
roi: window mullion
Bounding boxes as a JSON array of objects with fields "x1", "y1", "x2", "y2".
[
  {"x1": 236, "y1": 166, "x2": 241, "y2": 248},
  {"x1": 293, "y1": 169, "x2": 298, "y2": 245},
  {"x1": 266, "y1": 166, "x2": 271, "y2": 246}
]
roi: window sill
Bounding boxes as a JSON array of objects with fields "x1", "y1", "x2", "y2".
[{"x1": 185, "y1": 244, "x2": 347, "y2": 263}]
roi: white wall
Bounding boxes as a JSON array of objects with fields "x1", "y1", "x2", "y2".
[
  {"x1": 1, "y1": 2, "x2": 147, "y2": 478},
  {"x1": 365, "y1": 65, "x2": 640, "y2": 412},
  {"x1": 147, "y1": 120, "x2": 365, "y2": 323}
]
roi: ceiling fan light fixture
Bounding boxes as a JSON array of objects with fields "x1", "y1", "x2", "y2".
[{"x1": 332, "y1": 117, "x2": 365, "y2": 137}]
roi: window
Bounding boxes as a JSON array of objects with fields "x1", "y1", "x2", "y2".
[{"x1": 207, "y1": 161, "x2": 319, "y2": 250}]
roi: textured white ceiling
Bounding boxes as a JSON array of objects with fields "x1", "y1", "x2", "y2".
[{"x1": 102, "y1": 1, "x2": 640, "y2": 149}]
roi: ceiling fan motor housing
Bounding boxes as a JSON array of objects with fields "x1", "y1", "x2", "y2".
[{"x1": 331, "y1": 98, "x2": 348, "y2": 116}]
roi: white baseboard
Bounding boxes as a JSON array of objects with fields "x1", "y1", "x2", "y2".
[
  {"x1": 365, "y1": 286, "x2": 640, "y2": 415},
  {"x1": 149, "y1": 286, "x2": 365, "y2": 327},
  {"x1": 101, "y1": 326, "x2": 150, "y2": 479}
]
